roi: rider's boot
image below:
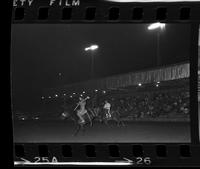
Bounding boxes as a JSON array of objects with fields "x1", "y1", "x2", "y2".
[{"x1": 80, "y1": 116, "x2": 85, "y2": 123}]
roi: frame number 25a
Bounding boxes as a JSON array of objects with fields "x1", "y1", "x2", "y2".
[{"x1": 34, "y1": 156, "x2": 58, "y2": 163}]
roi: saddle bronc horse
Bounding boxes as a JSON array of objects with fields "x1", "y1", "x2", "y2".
[
  {"x1": 100, "y1": 107, "x2": 125, "y2": 127},
  {"x1": 61, "y1": 104, "x2": 96, "y2": 136}
]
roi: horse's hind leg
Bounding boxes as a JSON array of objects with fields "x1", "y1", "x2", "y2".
[
  {"x1": 119, "y1": 120, "x2": 125, "y2": 127},
  {"x1": 86, "y1": 112, "x2": 93, "y2": 127},
  {"x1": 73, "y1": 125, "x2": 80, "y2": 136},
  {"x1": 81, "y1": 125, "x2": 86, "y2": 135},
  {"x1": 115, "y1": 118, "x2": 123, "y2": 127},
  {"x1": 104, "y1": 120, "x2": 110, "y2": 127}
]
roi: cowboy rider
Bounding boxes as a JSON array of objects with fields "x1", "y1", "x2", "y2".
[
  {"x1": 75, "y1": 96, "x2": 90, "y2": 123},
  {"x1": 103, "y1": 100, "x2": 111, "y2": 118}
]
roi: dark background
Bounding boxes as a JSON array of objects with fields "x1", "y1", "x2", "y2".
[{"x1": 11, "y1": 24, "x2": 190, "y2": 111}]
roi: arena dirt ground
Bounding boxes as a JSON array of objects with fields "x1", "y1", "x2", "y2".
[{"x1": 13, "y1": 120, "x2": 191, "y2": 143}]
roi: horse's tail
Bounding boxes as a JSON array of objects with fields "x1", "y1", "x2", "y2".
[
  {"x1": 112, "y1": 109, "x2": 120, "y2": 119},
  {"x1": 60, "y1": 111, "x2": 68, "y2": 120}
]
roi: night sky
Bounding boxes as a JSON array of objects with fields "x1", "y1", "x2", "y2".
[{"x1": 11, "y1": 24, "x2": 190, "y2": 111}]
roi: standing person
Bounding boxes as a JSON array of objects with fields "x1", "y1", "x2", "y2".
[
  {"x1": 75, "y1": 97, "x2": 90, "y2": 123},
  {"x1": 103, "y1": 100, "x2": 111, "y2": 118}
]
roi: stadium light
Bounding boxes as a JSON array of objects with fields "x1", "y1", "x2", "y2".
[
  {"x1": 84, "y1": 45, "x2": 99, "y2": 51},
  {"x1": 157, "y1": 81, "x2": 160, "y2": 84},
  {"x1": 70, "y1": 95, "x2": 73, "y2": 98},
  {"x1": 103, "y1": 90, "x2": 106, "y2": 94},
  {"x1": 82, "y1": 91, "x2": 85, "y2": 94},
  {"x1": 73, "y1": 93, "x2": 76, "y2": 95},
  {"x1": 156, "y1": 84, "x2": 159, "y2": 87},
  {"x1": 55, "y1": 94, "x2": 58, "y2": 97},
  {"x1": 95, "y1": 89, "x2": 98, "y2": 92},
  {"x1": 138, "y1": 83, "x2": 142, "y2": 86},
  {"x1": 148, "y1": 22, "x2": 166, "y2": 30},
  {"x1": 63, "y1": 93, "x2": 66, "y2": 96}
]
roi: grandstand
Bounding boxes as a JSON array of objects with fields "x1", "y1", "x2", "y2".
[
  {"x1": 43, "y1": 62, "x2": 189, "y2": 98},
  {"x1": 42, "y1": 62, "x2": 189, "y2": 121}
]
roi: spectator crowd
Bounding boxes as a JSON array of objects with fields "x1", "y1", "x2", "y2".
[
  {"x1": 93, "y1": 87, "x2": 190, "y2": 119},
  {"x1": 14, "y1": 86, "x2": 190, "y2": 121}
]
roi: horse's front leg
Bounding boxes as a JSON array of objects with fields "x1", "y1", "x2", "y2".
[
  {"x1": 114, "y1": 118, "x2": 120, "y2": 127},
  {"x1": 117, "y1": 120, "x2": 120, "y2": 127},
  {"x1": 122, "y1": 120, "x2": 125, "y2": 127}
]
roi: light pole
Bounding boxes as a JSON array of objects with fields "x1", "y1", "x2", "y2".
[
  {"x1": 84, "y1": 44, "x2": 99, "y2": 108},
  {"x1": 148, "y1": 22, "x2": 166, "y2": 66},
  {"x1": 84, "y1": 44, "x2": 99, "y2": 79}
]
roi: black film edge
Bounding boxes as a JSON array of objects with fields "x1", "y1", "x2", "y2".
[{"x1": 11, "y1": 0, "x2": 200, "y2": 167}]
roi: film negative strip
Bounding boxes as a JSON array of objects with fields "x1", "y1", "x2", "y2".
[{"x1": 10, "y1": 0, "x2": 200, "y2": 167}]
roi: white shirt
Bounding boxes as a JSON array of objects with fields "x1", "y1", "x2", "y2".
[{"x1": 104, "y1": 102, "x2": 111, "y2": 109}]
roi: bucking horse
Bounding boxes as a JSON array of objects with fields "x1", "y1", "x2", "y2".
[
  {"x1": 91, "y1": 106, "x2": 126, "y2": 127},
  {"x1": 60, "y1": 104, "x2": 128, "y2": 135},
  {"x1": 102, "y1": 107, "x2": 126, "y2": 127},
  {"x1": 60, "y1": 104, "x2": 98, "y2": 136}
]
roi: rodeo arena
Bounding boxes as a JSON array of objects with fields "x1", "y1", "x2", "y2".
[{"x1": 14, "y1": 62, "x2": 190, "y2": 143}]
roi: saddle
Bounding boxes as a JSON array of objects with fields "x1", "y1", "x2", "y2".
[
  {"x1": 106, "y1": 112, "x2": 111, "y2": 118},
  {"x1": 77, "y1": 109, "x2": 87, "y2": 116}
]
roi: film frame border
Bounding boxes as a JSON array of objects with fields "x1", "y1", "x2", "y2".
[
  {"x1": 12, "y1": 1, "x2": 200, "y2": 23},
  {"x1": 14, "y1": 143, "x2": 200, "y2": 166},
  {"x1": 11, "y1": 0, "x2": 200, "y2": 167}
]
